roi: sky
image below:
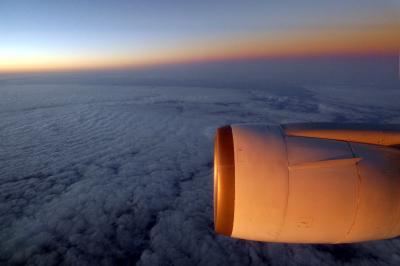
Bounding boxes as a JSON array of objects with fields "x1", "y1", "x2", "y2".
[{"x1": 0, "y1": 0, "x2": 399, "y2": 73}]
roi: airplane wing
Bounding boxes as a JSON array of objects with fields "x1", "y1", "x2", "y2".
[{"x1": 282, "y1": 122, "x2": 400, "y2": 146}]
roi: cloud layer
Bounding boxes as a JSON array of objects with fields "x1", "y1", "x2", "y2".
[{"x1": 0, "y1": 82, "x2": 400, "y2": 265}]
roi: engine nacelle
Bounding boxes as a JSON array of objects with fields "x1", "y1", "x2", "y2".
[{"x1": 214, "y1": 123, "x2": 400, "y2": 243}]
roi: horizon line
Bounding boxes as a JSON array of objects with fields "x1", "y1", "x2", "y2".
[{"x1": 0, "y1": 51, "x2": 398, "y2": 75}]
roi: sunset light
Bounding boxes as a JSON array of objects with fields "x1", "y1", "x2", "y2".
[
  {"x1": 1, "y1": 1, "x2": 400, "y2": 265},
  {"x1": 1, "y1": 0, "x2": 399, "y2": 73}
]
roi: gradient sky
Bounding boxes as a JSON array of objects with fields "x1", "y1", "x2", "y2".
[{"x1": 1, "y1": 0, "x2": 399, "y2": 73}]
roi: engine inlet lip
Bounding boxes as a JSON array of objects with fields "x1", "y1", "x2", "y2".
[{"x1": 214, "y1": 125, "x2": 235, "y2": 236}]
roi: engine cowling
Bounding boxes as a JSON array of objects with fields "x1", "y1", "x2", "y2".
[{"x1": 214, "y1": 123, "x2": 400, "y2": 243}]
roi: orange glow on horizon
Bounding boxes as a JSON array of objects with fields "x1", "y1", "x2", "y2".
[{"x1": 1, "y1": 25, "x2": 399, "y2": 74}]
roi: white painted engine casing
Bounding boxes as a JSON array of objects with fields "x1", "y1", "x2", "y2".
[{"x1": 214, "y1": 123, "x2": 400, "y2": 243}]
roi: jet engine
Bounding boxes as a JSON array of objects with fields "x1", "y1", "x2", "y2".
[{"x1": 214, "y1": 123, "x2": 400, "y2": 243}]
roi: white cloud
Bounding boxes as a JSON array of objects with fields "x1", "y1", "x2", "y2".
[{"x1": 0, "y1": 82, "x2": 399, "y2": 265}]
